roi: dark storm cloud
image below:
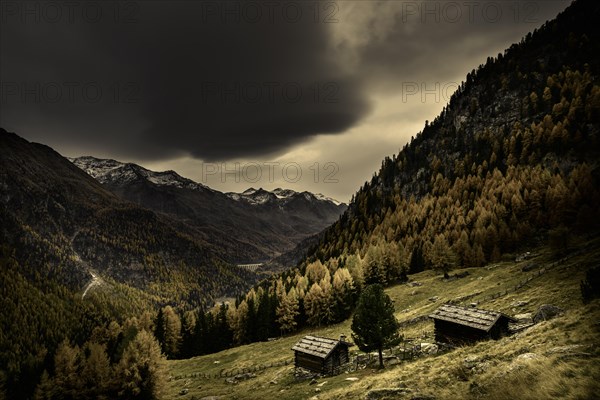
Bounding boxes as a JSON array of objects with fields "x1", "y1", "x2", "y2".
[
  {"x1": 0, "y1": 0, "x2": 570, "y2": 164},
  {"x1": 0, "y1": 1, "x2": 369, "y2": 161},
  {"x1": 332, "y1": 0, "x2": 571, "y2": 93}
]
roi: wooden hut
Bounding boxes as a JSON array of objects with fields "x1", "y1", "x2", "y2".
[
  {"x1": 291, "y1": 335, "x2": 352, "y2": 375},
  {"x1": 429, "y1": 304, "x2": 517, "y2": 344}
]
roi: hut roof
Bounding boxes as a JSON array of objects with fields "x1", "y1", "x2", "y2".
[
  {"x1": 291, "y1": 335, "x2": 352, "y2": 359},
  {"x1": 429, "y1": 304, "x2": 517, "y2": 332}
]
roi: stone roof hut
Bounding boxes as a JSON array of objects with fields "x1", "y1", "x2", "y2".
[
  {"x1": 429, "y1": 304, "x2": 517, "y2": 344},
  {"x1": 291, "y1": 335, "x2": 352, "y2": 375}
]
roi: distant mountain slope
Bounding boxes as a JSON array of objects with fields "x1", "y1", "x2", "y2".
[
  {"x1": 69, "y1": 156, "x2": 210, "y2": 190},
  {"x1": 0, "y1": 129, "x2": 257, "y2": 303},
  {"x1": 70, "y1": 156, "x2": 346, "y2": 262},
  {"x1": 0, "y1": 128, "x2": 264, "y2": 398}
]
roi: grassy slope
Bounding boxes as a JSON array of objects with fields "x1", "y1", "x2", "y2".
[{"x1": 167, "y1": 236, "x2": 600, "y2": 400}]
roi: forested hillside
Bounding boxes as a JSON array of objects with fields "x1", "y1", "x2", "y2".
[
  {"x1": 192, "y1": 0, "x2": 600, "y2": 351},
  {"x1": 0, "y1": 130, "x2": 256, "y2": 398}
]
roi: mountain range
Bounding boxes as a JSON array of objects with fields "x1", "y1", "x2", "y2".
[{"x1": 69, "y1": 155, "x2": 346, "y2": 264}]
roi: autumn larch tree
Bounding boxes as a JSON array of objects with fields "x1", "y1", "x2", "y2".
[{"x1": 116, "y1": 330, "x2": 167, "y2": 400}]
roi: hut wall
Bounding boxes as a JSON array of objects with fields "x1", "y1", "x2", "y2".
[
  {"x1": 489, "y1": 317, "x2": 510, "y2": 340},
  {"x1": 294, "y1": 352, "x2": 324, "y2": 373},
  {"x1": 338, "y1": 347, "x2": 349, "y2": 364},
  {"x1": 293, "y1": 343, "x2": 351, "y2": 375},
  {"x1": 434, "y1": 319, "x2": 489, "y2": 344}
]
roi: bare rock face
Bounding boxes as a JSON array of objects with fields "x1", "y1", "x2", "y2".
[{"x1": 533, "y1": 304, "x2": 564, "y2": 323}]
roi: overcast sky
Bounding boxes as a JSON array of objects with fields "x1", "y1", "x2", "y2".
[{"x1": 1, "y1": 0, "x2": 571, "y2": 202}]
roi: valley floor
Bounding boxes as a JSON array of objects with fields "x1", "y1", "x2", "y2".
[{"x1": 167, "y1": 236, "x2": 600, "y2": 400}]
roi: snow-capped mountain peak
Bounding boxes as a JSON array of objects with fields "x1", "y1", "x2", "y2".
[
  {"x1": 242, "y1": 187, "x2": 258, "y2": 195},
  {"x1": 226, "y1": 187, "x2": 344, "y2": 207},
  {"x1": 69, "y1": 156, "x2": 210, "y2": 191},
  {"x1": 272, "y1": 188, "x2": 297, "y2": 199},
  {"x1": 313, "y1": 193, "x2": 343, "y2": 206}
]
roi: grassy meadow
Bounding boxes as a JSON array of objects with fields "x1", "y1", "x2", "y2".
[{"x1": 166, "y1": 235, "x2": 600, "y2": 400}]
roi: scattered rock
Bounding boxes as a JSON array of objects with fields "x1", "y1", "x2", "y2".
[
  {"x1": 515, "y1": 252, "x2": 532, "y2": 262},
  {"x1": 463, "y1": 355, "x2": 480, "y2": 369},
  {"x1": 411, "y1": 290, "x2": 419, "y2": 296},
  {"x1": 269, "y1": 380, "x2": 278, "y2": 385},
  {"x1": 428, "y1": 296, "x2": 439, "y2": 302},
  {"x1": 462, "y1": 354, "x2": 492, "y2": 374},
  {"x1": 179, "y1": 388, "x2": 189, "y2": 395},
  {"x1": 420, "y1": 343, "x2": 438, "y2": 355},
  {"x1": 386, "y1": 357, "x2": 401, "y2": 366},
  {"x1": 521, "y1": 263, "x2": 538, "y2": 272},
  {"x1": 469, "y1": 302, "x2": 478, "y2": 308},
  {"x1": 345, "y1": 377, "x2": 359, "y2": 382},
  {"x1": 516, "y1": 352, "x2": 540, "y2": 361},
  {"x1": 225, "y1": 372, "x2": 256, "y2": 384},
  {"x1": 317, "y1": 381, "x2": 328, "y2": 387},
  {"x1": 408, "y1": 281, "x2": 423, "y2": 287},
  {"x1": 309, "y1": 378, "x2": 318, "y2": 385},
  {"x1": 235, "y1": 372, "x2": 256, "y2": 381},
  {"x1": 477, "y1": 276, "x2": 483, "y2": 280},
  {"x1": 213, "y1": 361, "x2": 220, "y2": 364},
  {"x1": 514, "y1": 313, "x2": 533, "y2": 322},
  {"x1": 200, "y1": 397, "x2": 222, "y2": 400},
  {"x1": 511, "y1": 300, "x2": 529, "y2": 307},
  {"x1": 315, "y1": 388, "x2": 321, "y2": 393},
  {"x1": 502, "y1": 353, "x2": 542, "y2": 373},
  {"x1": 500, "y1": 353, "x2": 541, "y2": 376},
  {"x1": 533, "y1": 304, "x2": 564, "y2": 323}
]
